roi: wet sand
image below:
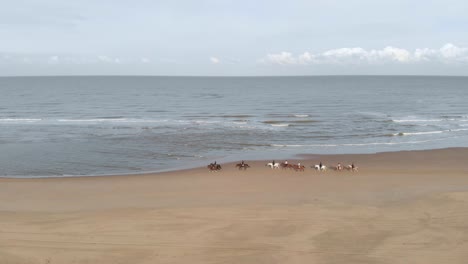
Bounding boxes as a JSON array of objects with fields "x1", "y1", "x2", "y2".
[{"x1": 1, "y1": 148, "x2": 468, "y2": 263}]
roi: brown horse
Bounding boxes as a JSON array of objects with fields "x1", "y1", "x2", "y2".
[
  {"x1": 207, "y1": 163, "x2": 222, "y2": 172},
  {"x1": 235, "y1": 163, "x2": 250, "y2": 170},
  {"x1": 292, "y1": 164, "x2": 305, "y2": 172}
]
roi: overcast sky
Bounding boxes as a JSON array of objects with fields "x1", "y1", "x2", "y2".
[{"x1": 1, "y1": 0, "x2": 468, "y2": 76}]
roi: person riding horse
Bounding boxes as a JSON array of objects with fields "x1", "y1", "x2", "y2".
[
  {"x1": 208, "y1": 162, "x2": 221, "y2": 171},
  {"x1": 337, "y1": 163, "x2": 343, "y2": 171}
]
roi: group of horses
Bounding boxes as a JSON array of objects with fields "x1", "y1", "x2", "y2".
[
  {"x1": 207, "y1": 161, "x2": 252, "y2": 172},
  {"x1": 269, "y1": 162, "x2": 358, "y2": 172},
  {"x1": 208, "y1": 161, "x2": 358, "y2": 172},
  {"x1": 265, "y1": 162, "x2": 307, "y2": 171}
]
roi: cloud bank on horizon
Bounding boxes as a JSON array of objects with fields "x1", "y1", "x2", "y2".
[
  {"x1": 262, "y1": 43, "x2": 468, "y2": 65},
  {"x1": 4, "y1": 43, "x2": 467, "y2": 66}
]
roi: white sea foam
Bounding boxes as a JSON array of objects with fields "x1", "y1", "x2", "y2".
[
  {"x1": 271, "y1": 138, "x2": 444, "y2": 148},
  {"x1": 393, "y1": 128, "x2": 468, "y2": 136},
  {"x1": 394, "y1": 131, "x2": 444, "y2": 136},
  {"x1": 393, "y1": 119, "x2": 444, "y2": 123},
  {"x1": 448, "y1": 128, "x2": 468, "y2": 132},
  {"x1": 193, "y1": 120, "x2": 221, "y2": 124},
  {"x1": 0, "y1": 118, "x2": 42, "y2": 122},
  {"x1": 271, "y1": 124, "x2": 289, "y2": 127},
  {"x1": 58, "y1": 118, "x2": 128, "y2": 122},
  {"x1": 293, "y1": 114, "x2": 309, "y2": 117},
  {"x1": 271, "y1": 144, "x2": 338, "y2": 147}
]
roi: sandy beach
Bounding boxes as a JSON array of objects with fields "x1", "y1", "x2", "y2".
[{"x1": 1, "y1": 148, "x2": 468, "y2": 264}]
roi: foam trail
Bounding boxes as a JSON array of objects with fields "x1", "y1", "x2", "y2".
[
  {"x1": 393, "y1": 119, "x2": 444, "y2": 123},
  {"x1": 394, "y1": 131, "x2": 444, "y2": 136},
  {"x1": 271, "y1": 138, "x2": 449, "y2": 148},
  {"x1": 58, "y1": 118, "x2": 128, "y2": 122},
  {"x1": 393, "y1": 129, "x2": 468, "y2": 136},
  {"x1": 0, "y1": 118, "x2": 42, "y2": 122}
]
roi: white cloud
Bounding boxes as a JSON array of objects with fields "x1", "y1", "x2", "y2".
[
  {"x1": 298, "y1": 52, "x2": 314, "y2": 64},
  {"x1": 439, "y1": 43, "x2": 468, "y2": 61},
  {"x1": 375, "y1": 47, "x2": 411, "y2": 62},
  {"x1": 264, "y1": 52, "x2": 296, "y2": 65},
  {"x1": 48, "y1": 55, "x2": 60, "y2": 64},
  {"x1": 262, "y1": 43, "x2": 468, "y2": 65},
  {"x1": 97, "y1": 55, "x2": 121, "y2": 64},
  {"x1": 210, "y1": 57, "x2": 220, "y2": 64},
  {"x1": 141, "y1": 57, "x2": 151, "y2": 63}
]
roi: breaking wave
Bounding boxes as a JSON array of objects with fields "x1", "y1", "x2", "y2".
[
  {"x1": 0, "y1": 118, "x2": 42, "y2": 122},
  {"x1": 392, "y1": 129, "x2": 468, "y2": 136}
]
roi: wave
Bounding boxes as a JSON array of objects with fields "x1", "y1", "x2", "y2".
[
  {"x1": 393, "y1": 131, "x2": 444, "y2": 136},
  {"x1": 0, "y1": 118, "x2": 277, "y2": 131},
  {"x1": 293, "y1": 114, "x2": 309, "y2": 117},
  {"x1": 392, "y1": 128, "x2": 468, "y2": 136},
  {"x1": 192, "y1": 120, "x2": 221, "y2": 124},
  {"x1": 94, "y1": 116, "x2": 125, "y2": 119},
  {"x1": 270, "y1": 138, "x2": 445, "y2": 148},
  {"x1": 220, "y1": 115, "x2": 255, "y2": 118},
  {"x1": 449, "y1": 128, "x2": 468, "y2": 132},
  {"x1": 263, "y1": 120, "x2": 315, "y2": 125},
  {"x1": 0, "y1": 118, "x2": 42, "y2": 122},
  {"x1": 393, "y1": 117, "x2": 468, "y2": 123},
  {"x1": 58, "y1": 118, "x2": 129, "y2": 122},
  {"x1": 392, "y1": 119, "x2": 444, "y2": 123}
]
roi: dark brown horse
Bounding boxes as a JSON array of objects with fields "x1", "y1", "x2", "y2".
[
  {"x1": 281, "y1": 163, "x2": 296, "y2": 170},
  {"x1": 207, "y1": 163, "x2": 222, "y2": 172},
  {"x1": 235, "y1": 163, "x2": 250, "y2": 170}
]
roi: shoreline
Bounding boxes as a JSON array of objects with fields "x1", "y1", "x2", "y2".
[{"x1": 1, "y1": 147, "x2": 467, "y2": 179}]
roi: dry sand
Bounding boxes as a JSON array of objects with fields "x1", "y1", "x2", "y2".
[{"x1": 1, "y1": 148, "x2": 468, "y2": 264}]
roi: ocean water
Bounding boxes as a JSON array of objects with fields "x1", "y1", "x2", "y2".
[{"x1": 0, "y1": 76, "x2": 467, "y2": 177}]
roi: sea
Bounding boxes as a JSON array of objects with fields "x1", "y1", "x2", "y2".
[{"x1": 1, "y1": 76, "x2": 467, "y2": 177}]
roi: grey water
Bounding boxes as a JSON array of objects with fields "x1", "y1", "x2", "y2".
[{"x1": 0, "y1": 76, "x2": 467, "y2": 177}]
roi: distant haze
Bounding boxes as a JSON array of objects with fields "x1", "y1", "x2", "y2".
[{"x1": 1, "y1": 0, "x2": 468, "y2": 76}]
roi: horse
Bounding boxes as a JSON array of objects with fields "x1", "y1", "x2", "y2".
[
  {"x1": 207, "y1": 163, "x2": 222, "y2": 172},
  {"x1": 266, "y1": 162, "x2": 279, "y2": 169},
  {"x1": 236, "y1": 163, "x2": 250, "y2": 170},
  {"x1": 346, "y1": 164, "x2": 358, "y2": 172},
  {"x1": 336, "y1": 163, "x2": 343, "y2": 171},
  {"x1": 280, "y1": 162, "x2": 290, "y2": 170},
  {"x1": 293, "y1": 164, "x2": 305, "y2": 172},
  {"x1": 313, "y1": 164, "x2": 327, "y2": 171}
]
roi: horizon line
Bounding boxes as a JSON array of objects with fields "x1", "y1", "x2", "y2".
[{"x1": 1, "y1": 74, "x2": 468, "y2": 78}]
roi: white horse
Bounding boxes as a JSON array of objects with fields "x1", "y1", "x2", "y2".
[
  {"x1": 266, "y1": 162, "x2": 280, "y2": 169},
  {"x1": 346, "y1": 165, "x2": 358, "y2": 172},
  {"x1": 314, "y1": 164, "x2": 327, "y2": 171}
]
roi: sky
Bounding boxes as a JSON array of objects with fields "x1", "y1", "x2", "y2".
[{"x1": 1, "y1": 0, "x2": 468, "y2": 76}]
